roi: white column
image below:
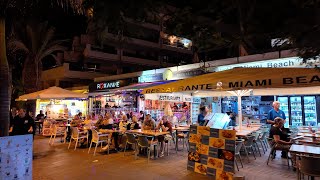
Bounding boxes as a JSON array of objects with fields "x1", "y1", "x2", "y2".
[{"x1": 237, "y1": 95, "x2": 243, "y2": 130}]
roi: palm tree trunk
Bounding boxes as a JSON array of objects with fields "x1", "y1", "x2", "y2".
[{"x1": 0, "y1": 17, "x2": 10, "y2": 137}]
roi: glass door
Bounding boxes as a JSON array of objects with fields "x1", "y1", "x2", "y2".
[
  {"x1": 278, "y1": 97, "x2": 289, "y2": 128},
  {"x1": 290, "y1": 96, "x2": 303, "y2": 127},
  {"x1": 304, "y1": 96, "x2": 317, "y2": 126}
]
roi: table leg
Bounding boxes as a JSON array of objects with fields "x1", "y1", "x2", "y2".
[{"x1": 175, "y1": 130, "x2": 178, "y2": 152}]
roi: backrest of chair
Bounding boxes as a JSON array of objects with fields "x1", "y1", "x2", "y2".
[
  {"x1": 70, "y1": 127, "x2": 79, "y2": 138},
  {"x1": 300, "y1": 156, "x2": 320, "y2": 176},
  {"x1": 126, "y1": 133, "x2": 136, "y2": 144},
  {"x1": 253, "y1": 132, "x2": 260, "y2": 141},
  {"x1": 245, "y1": 135, "x2": 255, "y2": 146},
  {"x1": 92, "y1": 129, "x2": 99, "y2": 142},
  {"x1": 52, "y1": 125, "x2": 57, "y2": 134},
  {"x1": 235, "y1": 141, "x2": 243, "y2": 154},
  {"x1": 137, "y1": 135, "x2": 149, "y2": 148}
]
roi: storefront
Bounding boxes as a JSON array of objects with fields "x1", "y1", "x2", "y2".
[{"x1": 142, "y1": 67, "x2": 320, "y2": 128}]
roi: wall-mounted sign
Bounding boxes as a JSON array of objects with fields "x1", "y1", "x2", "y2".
[
  {"x1": 211, "y1": 57, "x2": 319, "y2": 72},
  {"x1": 138, "y1": 73, "x2": 163, "y2": 83},
  {"x1": 193, "y1": 97, "x2": 201, "y2": 104},
  {"x1": 142, "y1": 68, "x2": 320, "y2": 94},
  {"x1": 159, "y1": 95, "x2": 182, "y2": 101},
  {"x1": 183, "y1": 95, "x2": 193, "y2": 102},
  {"x1": 89, "y1": 80, "x2": 129, "y2": 92},
  {"x1": 172, "y1": 69, "x2": 206, "y2": 80}
]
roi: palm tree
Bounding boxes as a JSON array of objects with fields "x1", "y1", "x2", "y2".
[
  {"x1": 0, "y1": 0, "x2": 84, "y2": 136},
  {"x1": 8, "y1": 22, "x2": 67, "y2": 93}
]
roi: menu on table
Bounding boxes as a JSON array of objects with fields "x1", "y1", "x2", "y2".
[
  {"x1": 188, "y1": 125, "x2": 236, "y2": 180},
  {"x1": 0, "y1": 134, "x2": 33, "y2": 180}
]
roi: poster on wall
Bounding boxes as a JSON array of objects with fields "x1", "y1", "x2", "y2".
[
  {"x1": 0, "y1": 134, "x2": 33, "y2": 180},
  {"x1": 188, "y1": 125, "x2": 236, "y2": 180}
]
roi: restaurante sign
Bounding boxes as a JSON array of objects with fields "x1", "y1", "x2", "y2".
[{"x1": 143, "y1": 70, "x2": 320, "y2": 94}]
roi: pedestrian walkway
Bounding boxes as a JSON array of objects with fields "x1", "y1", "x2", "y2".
[{"x1": 32, "y1": 136, "x2": 296, "y2": 180}]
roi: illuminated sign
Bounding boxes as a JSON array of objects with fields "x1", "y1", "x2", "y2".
[
  {"x1": 89, "y1": 80, "x2": 129, "y2": 92},
  {"x1": 212, "y1": 57, "x2": 314, "y2": 72},
  {"x1": 144, "y1": 74, "x2": 320, "y2": 93},
  {"x1": 97, "y1": 81, "x2": 120, "y2": 90}
]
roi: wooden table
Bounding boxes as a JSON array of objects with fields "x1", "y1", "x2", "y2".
[
  {"x1": 127, "y1": 129, "x2": 169, "y2": 136},
  {"x1": 172, "y1": 126, "x2": 190, "y2": 151},
  {"x1": 235, "y1": 126, "x2": 261, "y2": 137},
  {"x1": 290, "y1": 144, "x2": 320, "y2": 155},
  {"x1": 297, "y1": 133, "x2": 320, "y2": 138}
]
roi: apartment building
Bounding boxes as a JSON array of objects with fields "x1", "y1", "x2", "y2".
[{"x1": 42, "y1": 18, "x2": 193, "y2": 89}]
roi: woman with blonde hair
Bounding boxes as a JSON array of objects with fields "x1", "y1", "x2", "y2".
[{"x1": 128, "y1": 115, "x2": 140, "y2": 130}]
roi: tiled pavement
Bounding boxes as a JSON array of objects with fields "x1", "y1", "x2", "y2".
[{"x1": 32, "y1": 136, "x2": 299, "y2": 180}]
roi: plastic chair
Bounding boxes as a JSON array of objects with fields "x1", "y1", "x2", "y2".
[
  {"x1": 49, "y1": 125, "x2": 66, "y2": 145},
  {"x1": 297, "y1": 155, "x2": 320, "y2": 180},
  {"x1": 177, "y1": 131, "x2": 189, "y2": 151},
  {"x1": 68, "y1": 127, "x2": 87, "y2": 150},
  {"x1": 244, "y1": 135, "x2": 256, "y2": 162},
  {"x1": 258, "y1": 131, "x2": 269, "y2": 153},
  {"x1": 136, "y1": 135, "x2": 158, "y2": 163},
  {"x1": 266, "y1": 138, "x2": 290, "y2": 168},
  {"x1": 88, "y1": 130, "x2": 111, "y2": 156},
  {"x1": 235, "y1": 140, "x2": 244, "y2": 171},
  {"x1": 124, "y1": 133, "x2": 137, "y2": 157},
  {"x1": 252, "y1": 132, "x2": 262, "y2": 157}
]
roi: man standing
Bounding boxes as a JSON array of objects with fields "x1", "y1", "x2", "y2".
[
  {"x1": 9, "y1": 108, "x2": 34, "y2": 136},
  {"x1": 267, "y1": 101, "x2": 288, "y2": 158},
  {"x1": 267, "y1": 101, "x2": 286, "y2": 125}
]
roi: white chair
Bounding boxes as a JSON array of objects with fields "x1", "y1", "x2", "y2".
[
  {"x1": 49, "y1": 125, "x2": 66, "y2": 145},
  {"x1": 88, "y1": 130, "x2": 111, "y2": 156},
  {"x1": 68, "y1": 127, "x2": 87, "y2": 150}
]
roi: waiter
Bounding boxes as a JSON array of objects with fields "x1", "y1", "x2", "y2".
[
  {"x1": 267, "y1": 101, "x2": 286, "y2": 124},
  {"x1": 9, "y1": 108, "x2": 34, "y2": 136},
  {"x1": 267, "y1": 101, "x2": 289, "y2": 158}
]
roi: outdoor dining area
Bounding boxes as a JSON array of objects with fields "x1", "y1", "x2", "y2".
[{"x1": 43, "y1": 111, "x2": 319, "y2": 180}]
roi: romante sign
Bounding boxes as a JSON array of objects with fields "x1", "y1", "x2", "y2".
[{"x1": 89, "y1": 80, "x2": 129, "y2": 92}]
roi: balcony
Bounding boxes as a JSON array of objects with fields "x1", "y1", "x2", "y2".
[
  {"x1": 41, "y1": 63, "x2": 106, "y2": 82},
  {"x1": 84, "y1": 44, "x2": 175, "y2": 67}
]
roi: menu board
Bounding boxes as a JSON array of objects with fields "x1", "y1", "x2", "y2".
[
  {"x1": 0, "y1": 135, "x2": 33, "y2": 180},
  {"x1": 188, "y1": 125, "x2": 236, "y2": 180}
]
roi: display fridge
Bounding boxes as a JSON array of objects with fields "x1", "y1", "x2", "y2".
[{"x1": 277, "y1": 96, "x2": 319, "y2": 127}]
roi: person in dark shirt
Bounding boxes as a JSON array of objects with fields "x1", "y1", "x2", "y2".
[
  {"x1": 269, "y1": 117, "x2": 294, "y2": 159},
  {"x1": 156, "y1": 116, "x2": 173, "y2": 157},
  {"x1": 9, "y1": 108, "x2": 34, "y2": 136},
  {"x1": 198, "y1": 106, "x2": 208, "y2": 126},
  {"x1": 36, "y1": 110, "x2": 45, "y2": 121}
]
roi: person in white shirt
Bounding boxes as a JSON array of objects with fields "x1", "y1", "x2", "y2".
[{"x1": 119, "y1": 115, "x2": 128, "y2": 131}]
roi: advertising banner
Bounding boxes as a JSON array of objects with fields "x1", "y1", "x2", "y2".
[
  {"x1": 0, "y1": 135, "x2": 33, "y2": 180},
  {"x1": 188, "y1": 125, "x2": 236, "y2": 179}
]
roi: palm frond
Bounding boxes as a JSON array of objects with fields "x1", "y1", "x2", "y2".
[
  {"x1": 45, "y1": 39, "x2": 70, "y2": 49},
  {"x1": 26, "y1": 25, "x2": 38, "y2": 54},
  {"x1": 37, "y1": 26, "x2": 55, "y2": 57},
  {"x1": 37, "y1": 45, "x2": 67, "y2": 64},
  {"x1": 7, "y1": 39, "x2": 30, "y2": 54}
]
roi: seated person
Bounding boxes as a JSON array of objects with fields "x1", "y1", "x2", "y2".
[
  {"x1": 83, "y1": 115, "x2": 92, "y2": 124},
  {"x1": 142, "y1": 114, "x2": 156, "y2": 130},
  {"x1": 127, "y1": 115, "x2": 140, "y2": 130},
  {"x1": 269, "y1": 117, "x2": 296, "y2": 168},
  {"x1": 156, "y1": 116, "x2": 173, "y2": 157},
  {"x1": 70, "y1": 115, "x2": 82, "y2": 127},
  {"x1": 100, "y1": 113, "x2": 119, "y2": 151},
  {"x1": 99, "y1": 113, "x2": 113, "y2": 130},
  {"x1": 95, "y1": 115, "x2": 104, "y2": 127},
  {"x1": 119, "y1": 115, "x2": 128, "y2": 131}
]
